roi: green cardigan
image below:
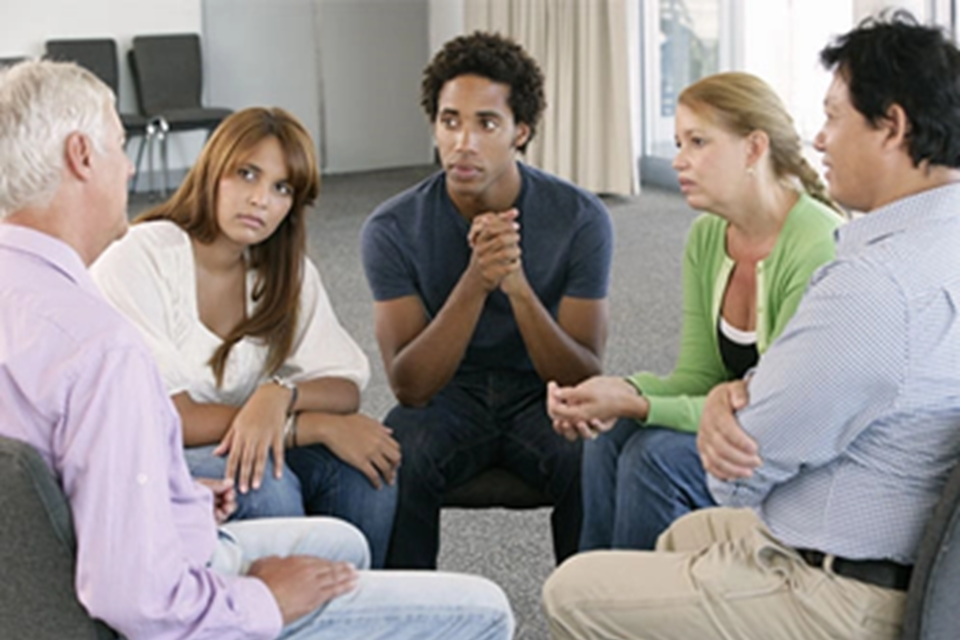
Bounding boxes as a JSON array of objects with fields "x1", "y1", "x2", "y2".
[{"x1": 626, "y1": 193, "x2": 843, "y2": 433}]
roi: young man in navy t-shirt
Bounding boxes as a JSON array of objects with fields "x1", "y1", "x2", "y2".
[{"x1": 361, "y1": 31, "x2": 613, "y2": 569}]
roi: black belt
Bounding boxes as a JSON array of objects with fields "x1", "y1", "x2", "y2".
[{"x1": 796, "y1": 549, "x2": 913, "y2": 591}]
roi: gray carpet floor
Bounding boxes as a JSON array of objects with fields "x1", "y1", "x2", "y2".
[{"x1": 131, "y1": 166, "x2": 697, "y2": 639}]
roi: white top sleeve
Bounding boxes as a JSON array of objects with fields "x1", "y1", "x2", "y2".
[
  {"x1": 283, "y1": 258, "x2": 371, "y2": 390},
  {"x1": 92, "y1": 220, "x2": 370, "y2": 405},
  {"x1": 91, "y1": 221, "x2": 198, "y2": 396}
]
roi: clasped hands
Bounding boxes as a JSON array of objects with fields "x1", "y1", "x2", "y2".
[
  {"x1": 467, "y1": 208, "x2": 525, "y2": 294},
  {"x1": 547, "y1": 374, "x2": 764, "y2": 482},
  {"x1": 546, "y1": 376, "x2": 636, "y2": 441}
]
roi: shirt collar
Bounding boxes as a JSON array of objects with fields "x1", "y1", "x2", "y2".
[
  {"x1": 0, "y1": 223, "x2": 100, "y2": 295},
  {"x1": 835, "y1": 182, "x2": 960, "y2": 257}
]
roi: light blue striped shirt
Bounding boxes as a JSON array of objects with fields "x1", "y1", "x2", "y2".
[{"x1": 709, "y1": 183, "x2": 960, "y2": 564}]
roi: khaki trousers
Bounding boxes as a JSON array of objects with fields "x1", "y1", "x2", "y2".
[{"x1": 542, "y1": 508, "x2": 905, "y2": 640}]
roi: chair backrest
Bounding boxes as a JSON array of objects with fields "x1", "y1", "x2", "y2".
[
  {"x1": 901, "y1": 460, "x2": 960, "y2": 640},
  {"x1": 0, "y1": 56, "x2": 27, "y2": 69},
  {"x1": 0, "y1": 436, "x2": 116, "y2": 639},
  {"x1": 130, "y1": 33, "x2": 204, "y2": 115},
  {"x1": 45, "y1": 38, "x2": 119, "y2": 93}
]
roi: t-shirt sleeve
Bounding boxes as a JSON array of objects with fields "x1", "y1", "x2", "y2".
[
  {"x1": 361, "y1": 209, "x2": 419, "y2": 302},
  {"x1": 90, "y1": 227, "x2": 194, "y2": 396},
  {"x1": 564, "y1": 195, "x2": 614, "y2": 299},
  {"x1": 283, "y1": 258, "x2": 371, "y2": 390}
]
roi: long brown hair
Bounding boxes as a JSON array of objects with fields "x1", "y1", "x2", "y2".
[
  {"x1": 138, "y1": 107, "x2": 320, "y2": 385},
  {"x1": 679, "y1": 72, "x2": 841, "y2": 214}
]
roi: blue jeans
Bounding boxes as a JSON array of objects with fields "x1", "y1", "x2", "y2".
[
  {"x1": 384, "y1": 371, "x2": 582, "y2": 569},
  {"x1": 579, "y1": 420, "x2": 716, "y2": 551},
  {"x1": 186, "y1": 443, "x2": 397, "y2": 568},
  {"x1": 212, "y1": 518, "x2": 513, "y2": 640}
]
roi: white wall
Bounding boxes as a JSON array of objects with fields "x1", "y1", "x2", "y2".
[
  {"x1": 203, "y1": 0, "x2": 322, "y2": 150},
  {"x1": 429, "y1": 0, "x2": 464, "y2": 55},
  {"x1": 0, "y1": 0, "x2": 206, "y2": 173},
  {"x1": 317, "y1": 0, "x2": 432, "y2": 173},
  {"x1": 2, "y1": 0, "x2": 435, "y2": 178}
]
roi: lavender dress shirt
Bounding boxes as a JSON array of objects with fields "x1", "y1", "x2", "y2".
[{"x1": 0, "y1": 224, "x2": 282, "y2": 639}]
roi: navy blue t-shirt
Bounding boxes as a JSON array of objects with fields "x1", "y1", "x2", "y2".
[{"x1": 361, "y1": 162, "x2": 613, "y2": 375}]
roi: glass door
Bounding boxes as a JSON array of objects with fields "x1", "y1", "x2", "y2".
[{"x1": 640, "y1": 0, "x2": 736, "y2": 188}]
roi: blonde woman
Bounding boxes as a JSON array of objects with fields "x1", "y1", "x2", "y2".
[{"x1": 548, "y1": 72, "x2": 843, "y2": 550}]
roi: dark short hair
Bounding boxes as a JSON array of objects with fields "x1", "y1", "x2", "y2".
[
  {"x1": 820, "y1": 9, "x2": 960, "y2": 168},
  {"x1": 421, "y1": 31, "x2": 545, "y2": 152}
]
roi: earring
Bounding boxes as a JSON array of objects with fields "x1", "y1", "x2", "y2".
[{"x1": 746, "y1": 166, "x2": 756, "y2": 177}]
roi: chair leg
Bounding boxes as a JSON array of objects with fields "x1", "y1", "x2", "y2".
[
  {"x1": 146, "y1": 122, "x2": 156, "y2": 198},
  {"x1": 157, "y1": 117, "x2": 170, "y2": 199},
  {"x1": 128, "y1": 133, "x2": 150, "y2": 195}
]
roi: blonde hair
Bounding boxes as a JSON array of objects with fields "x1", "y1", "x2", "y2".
[
  {"x1": 0, "y1": 60, "x2": 115, "y2": 217},
  {"x1": 679, "y1": 72, "x2": 839, "y2": 213}
]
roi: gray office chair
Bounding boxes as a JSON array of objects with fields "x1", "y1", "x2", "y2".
[
  {"x1": 0, "y1": 55, "x2": 27, "y2": 68},
  {"x1": 0, "y1": 436, "x2": 117, "y2": 639},
  {"x1": 129, "y1": 33, "x2": 232, "y2": 195},
  {"x1": 44, "y1": 38, "x2": 154, "y2": 193},
  {"x1": 901, "y1": 459, "x2": 960, "y2": 640}
]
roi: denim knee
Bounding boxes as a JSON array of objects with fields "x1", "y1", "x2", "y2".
[
  {"x1": 232, "y1": 467, "x2": 305, "y2": 519},
  {"x1": 184, "y1": 444, "x2": 306, "y2": 519},
  {"x1": 625, "y1": 428, "x2": 697, "y2": 474}
]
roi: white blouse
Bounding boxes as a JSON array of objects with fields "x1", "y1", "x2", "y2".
[{"x1": 91, "y1": 220, "x2": 370, "y2": 407}]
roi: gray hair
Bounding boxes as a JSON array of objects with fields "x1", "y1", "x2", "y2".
[{"x1": 0, "y1": 60, "x2": 116, "y2": 218}]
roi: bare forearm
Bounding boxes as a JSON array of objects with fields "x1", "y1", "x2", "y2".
[
  {"x1": 172, "y1": 393, "x2": 238, "y2": 447},
  {"x1": 294, "y1": 377, "x2": 361, "y2": 415},
  {"x1": 509, "y1": 287, "x2": 605, "y2": 385},
  {"x1": 291, "y1": 411, "x2": 348, "y2": 447},
  {"x1": 387, "y1": 276, "x2": 488, "y2": 406}
]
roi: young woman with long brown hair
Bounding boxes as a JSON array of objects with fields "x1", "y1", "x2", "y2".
[{"x1": 93, "y1": 107, "x2": 398, "y2": 567}]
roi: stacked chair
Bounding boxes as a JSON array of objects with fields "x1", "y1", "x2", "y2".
[
  {"x1": 44, "y1": 38, "x2": 154, "y2": 194},
  {"x1": 128, "y1": 33, "x2": 232, "y2": 196}
]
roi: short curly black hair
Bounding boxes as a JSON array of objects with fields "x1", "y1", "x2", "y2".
[
  {"x1": 421, "y1": 31, "x2": 545, "y2": 153},
  {"x1": 820, "y1": 10, "x2": 960, "y2": 169}
]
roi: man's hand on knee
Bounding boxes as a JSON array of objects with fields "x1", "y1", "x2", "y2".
[{"x1": 248, "y1": 555, "x2": 359, "y2": 625}]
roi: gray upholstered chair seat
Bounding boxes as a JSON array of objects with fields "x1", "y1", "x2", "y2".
[
  {"x1": 901, "y1": 459, "x2": 960, "y2": 640},
  {"x1": 0, "y1": 435, "x2": 116, "y2": 639}
]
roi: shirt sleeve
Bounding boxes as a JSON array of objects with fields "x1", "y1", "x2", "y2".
[
  {"x1": 91, "y1": 228, "x2": 194, "y2": 396},
  {"x1": 283, "y1": 258, "x2": 371, "y2": 390},
  {"x1": 708, "y1": 257, "x2": 907, "y2": 507},
  {"x1": 764, "y1": 219, "x2": 839, "y2": 350},
  {"x1": 61, "y1": 345, "x2": 282, "y2": 639},
  {"x1": 628, "y1": 216, "x2": 728, "y2": 432},
  {"x1": 361, "y1": 209, "x2": 419, "y2": 302},
  {"x1": 564, "y1": 196, "x2": 614, "y2": 299}
]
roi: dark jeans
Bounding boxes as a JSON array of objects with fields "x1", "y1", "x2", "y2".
[
  {"x1": 287, "y1": 444, "x2": 398, "y2": 569},
  {"x1": 383, "y1": 371, "x2": 582, "y2": 569},
  {"x1": 579, "y1": 419, "x2": 716, "y2": 551}
]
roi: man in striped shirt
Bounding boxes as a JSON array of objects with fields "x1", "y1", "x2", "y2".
[{"x1": 544, "y1": 11, "x2": 960, "y2": 640}]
